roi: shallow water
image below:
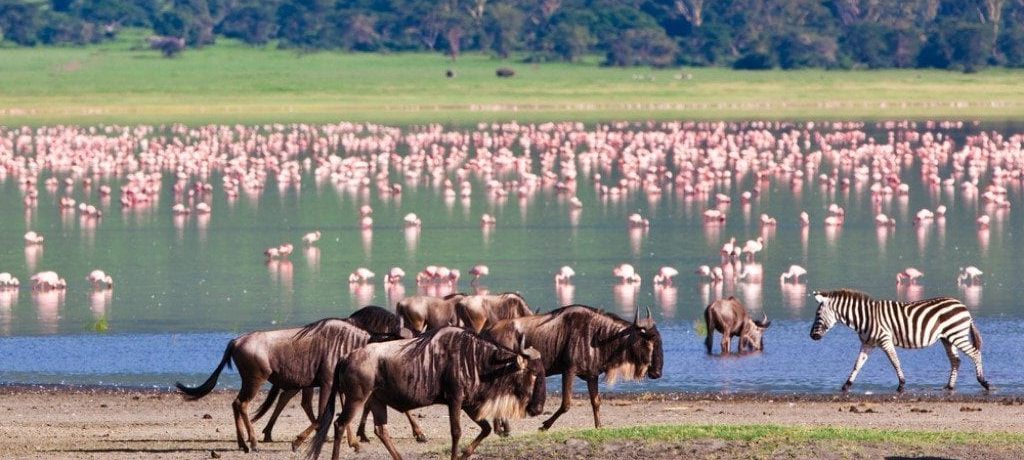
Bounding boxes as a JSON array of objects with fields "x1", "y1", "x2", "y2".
[{"x1": 0, "y1": 121, "x2": 1022, "y2": 394}]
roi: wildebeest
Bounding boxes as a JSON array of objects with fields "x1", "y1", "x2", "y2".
[
  {"x1": 495, "y1": 67, "x2": 515, "y2": 78},
  {"x1": 704, "y1": 296, "x2": 772, "y2": 354},
  {"x1": 455, "y1": 292, "x2": 533, "y2": 333},
  {"x1": 252, "y1": 306, "x2": 425, "y2": 448},
  {"x1": 176, "y1": 318, "x2": 385, "y2": 453},
  {"x1": 305, "y1": 327, "x2": 546, "y2": 460},
  {"x1": 484, "y1": 304, "x2": 663, "y2": 433},
  {"x1": 395, "y1": 293, "x2": 465, "y2": 333}
]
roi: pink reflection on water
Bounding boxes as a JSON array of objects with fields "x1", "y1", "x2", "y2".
[
  {"x1": 628, "y1": 227, "x2": 645, "y2": 257},
  {"x1": 361, "y1": 228, "x2": 373, "y2": 256},
  {"x1": 89, "y1": 289, "x2": 113, "y2": 319},
  {"x1": 0, "y1": 289, "x2": 17, "y2": 335},
  {"x1": 349, "y1": 282, "x2": 374, "y2": 307},
  {"x1": 959, "y1": 285, "x2": 983, "y2": 309},
  {"x1": 25, "y1": 245, "x2": 42, "y2": 273},
  {"x1": 404, "y1": 226, "x2": 419, "y2": 253},
  {"x1": 304, "y1": 246, "x2": 321, "y2": 271},
  {"x1": 612, "y1": 283, "x2": 639, "y2": 316},
  {"x1": 654, "y1": 284, "x2": 678, "y2": 319},
  {"x1": 33, "y1": 289, "x2": 64, "y2": 334},
  {"x1": 267, "y1": 259, "x2": 293, "y2": 292},
  {"x1": 385, "y1": 283, "x2": 406, "y2": 308},
  {"x1": 897, "y1": 284, "x2": 925, "y2": 302},
  {"x1": 556, "y1": 283, "x2": 575, "y2": 307},
  {"x1": 781, "y1": 282, "x2": 808, "y2": 312}
]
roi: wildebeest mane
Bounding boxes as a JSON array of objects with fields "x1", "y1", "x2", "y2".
[
  {"x1": 346, "y1": 305, "x2": 401, "y2": 335},
  {"x1": 443, "y1": 292, "x2": 466, "y2": 300}
]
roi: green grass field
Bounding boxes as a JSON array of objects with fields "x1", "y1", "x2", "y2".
[{"x1": 1, "y1": 32, "x2": 1023, "y2": 125}]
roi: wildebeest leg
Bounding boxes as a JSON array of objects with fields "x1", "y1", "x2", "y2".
[
  {"x1": 720, "y1": 334, "x2": 731, "y2": 354},
  {"x1": 459, "y1": 418, "x2": 492, "y2": 460},
  {"x1": 540, "y1": 371, "x2": 574, "y2": 431},
  {"x1": 493, "y1": 417, "x2": 510, "y2": 437},
  {"x1": 704, "y1": 311, "x2": 715, "y2": 354},
  {"x1": 291, "y1": 384, "x2": 330, "y2": 451},
  {"x1": 232, "y1": 379, "x2": 261, "y2": 452},
  {"x1": 369, "y1": 398, "x2": 403, "y2": 460},
  {"x1": 356, "y1": 406, "x2": 372, "y2": 443},
  {"x1": 880, "y1": 340, "x2": 906, "y2": 393},
  {"x1": 405, "y1": 411, "x2": 427, "y2": 442},
  {"x1": 259, "y1": 387, "x2": 297, "y2": 442},
  {"x1": 586, "y1": 377, "x2": 602, "y2": 428},
  {"x1": 331, "y1": 395, "x2": 366, "y2": 460},
  {"x1": 843, "y1": 343, "x2": 874, "y2": 393},
  {"x1": 447, "y1": 401, "x2": 463, "y2": 460}
]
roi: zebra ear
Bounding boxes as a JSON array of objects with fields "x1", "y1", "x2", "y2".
[{"x1": 813, "y1": 293, "x2": 826, "y2": 304}]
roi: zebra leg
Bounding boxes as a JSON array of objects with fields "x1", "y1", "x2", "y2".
[
  {"x1": 941, "y1": 338, "x2": 960, "y2": 391},
  {"x1": 880, "y1": 341, "x2": 906, "y2": 393},
  {"x1": 843, "y1": 343, "x2": 874, "y2": 393},
  {"x1": 953, "y1": 337, "x2": 991, "y2": 391}
]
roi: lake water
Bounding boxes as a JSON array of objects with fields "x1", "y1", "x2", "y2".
[{"x1": 1, "y1": 120, "x2": 1022, "y2": 395}]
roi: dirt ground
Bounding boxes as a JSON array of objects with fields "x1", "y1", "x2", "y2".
[{"x1": 2, "y1": 387, "x2": 1023, "y2": 460}]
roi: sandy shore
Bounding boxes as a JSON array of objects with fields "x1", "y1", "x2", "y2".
[{"x1": 3, "y1": 387, "x2": 1023, "y2": 459}]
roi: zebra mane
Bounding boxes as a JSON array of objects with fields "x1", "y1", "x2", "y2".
[{"x1": 820, "y1": 288, "x2": 875, "y2": 302}]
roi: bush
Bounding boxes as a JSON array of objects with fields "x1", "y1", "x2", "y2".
[
  {"x1": 732, "y1": 52, "x2": 774, "y2": 70},
  {"x1": 605, "y1": 27, "x2": 678, "y2": 67},
  {"x1": 998, "y1": 29, "x2": 1024, "y2": 67}
]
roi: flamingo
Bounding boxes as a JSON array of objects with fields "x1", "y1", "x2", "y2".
[
  {"x1": 896, "y1": 267, "x2": 923, "y2": 285},
  {"x1": 721, "y1": 237, "x2": 737, "y2": 259},
  {"x1": 711, "y1": 266, "x2": 724, "y2": 282},
  {"x1": 480, "y1": 214, "x2": 497, "y2": 226},
  {"x1": 627, "y1": 213, "x2": 650, "y2": 228},
  {"x1": 555, "y1": 266, "x2": 575, "y2": 284},
  {"x1": 385, "y1": 267, "x2": 406, "y2": 284},
  {"x1": 779, "y1": 265, "x2": 807, "y2": 283},
  {"x1": 976, "y1": 215, "x2": 990, "y2": 229},
  {"x1": 30, "y1": 271, "x2": 66, "y2": 290},
  {"x1": 469, "y1": 265, "x2": 489, "y2": 284},
  {"x1": 957, "y1": 266, "x2": 983, "y2": 286},
  {"x1": 612, "y1": 264, "x2": 641, "y2": 284},
  {"x1": 302, "y1": 231, "x2": 322, "y2": 245},
  {"x1": 86, "y1": 270, "x2": 114, "y2": 289},
  {"x1": 359, "y1": 205, "x2": 373, "y2": 217},
  {"x1": 416, "y1": 266, "x2": 439, "y2": 284},
  {"x1": 799, "y1": 211, "x2": 810, "y2": 227},
  {"x1": 742, "y1": 237, "x2": 764, "y2": 262},
  {"x1": 349, "y1": 267, "x2": 375, "y2": 283},
  {"x1": 0, "y1": 272, "x2": 20, "y2": 288},
  {"x1": 24, "y1": 231, "x2": 44, "y2": 245},
  {"x1": 195, "y1": 202, "x2": 212, "y2": 214},
  {"x1": 695, "y1": 265, "x2": 713, "y2": 282},
  {"x1": 652, "y1": 266, "x2": 679, "y2": 285},
  {"x1": 404, "y1": 213, "x2": 422, "y2": 227},
  {"x1": 875, "y1": 213, "x2": 896, "y2": 227}
]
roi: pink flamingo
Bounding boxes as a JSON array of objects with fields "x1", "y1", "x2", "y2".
[
  {"x1": 385, "y1": 267, "x2": 405, "y2": 284},
  {"x1": 0, "y1": 272, "x2": 20, "y2": 288},
  {"x1": 652, "y1": 266, "x2": 678, "y2": 285},
  {"x1": 404, "y1": 213, "x2": 422, "y2": 227},
  {"x1": 799, "y1": 211, "x2": 810, "y2": 227},
  {"x1": 612, "y1": 263, "x2": 641, "y2": 284},
  {"x1": 480, "y1": 214, "x2": 497, "y2": 226},
  {"x1": 86, "y1": 270, "x2": 113, "y2": 289},
  {"x1": 779, "y1": 265, "x2": 807, "y2": 283},
  {"x1": 302, "y1": 231, "x2": 322, "y2": 245},
  {"x1": 555, "y1": 266, "x2": 575, "y2": 284},
  {"x1": 349, "y1": 267, "x2": 375, "y2": 283},
  {"x1": 742, "y1": 237, "x2": 764, "y2": 262},
  {"x1": 416, "y1": 266, "x2": 439, "y2": 284},
  {"x1": 957, "y1": 266, "x2": 983, "y2": 286},
  {"x1": 469, "y1": 265, "x2": 489, "y2": 284},
  {"x1": 24, "y1": 231, "x2": 44, "y2": 245},
  {"x1": 896, "y1": 267, "x2": 923, "y2": 285}
]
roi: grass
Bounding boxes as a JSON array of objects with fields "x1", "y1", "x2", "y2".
[
  {"x1": 2, "y1": 30, "x2": 1024, "y2": 125},
  {"x1": 527, "y1": 423, "x2": 1024, "y2": 445}
]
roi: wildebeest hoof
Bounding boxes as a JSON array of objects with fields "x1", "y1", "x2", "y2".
[
  {"x1": 290, "y1": 440, "x2": 303, "y2": 452},
  {"x1": 239, "y1": 445, "x2": 250, "y2": 454},
  {"x1": 415, "y1": 434, "x2": 428, "y2": 443},
  {"x1": 262, "y1": 434, "x2": 273, "y2": 443},
  {"x1": 358, "y1": 435, "x2": 371, "y2": 443}
]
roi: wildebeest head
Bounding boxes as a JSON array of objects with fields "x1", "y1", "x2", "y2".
[
  {"x1": 594, "y1": 307, "x2": 663, "y2": 382},
  {"x1": 741, "y1": 313, "x2": 772, "y2": 351},
  {"x1": 810, "y1": 291, "x2": 839, "y2": 340},
  {"x1": 482, "y1": 334, "x2": 546, "y2": 418}
]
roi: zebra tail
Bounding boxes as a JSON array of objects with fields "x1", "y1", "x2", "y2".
[{"x1": 970, "y1": 323, "x2": 983, "y2": 352}]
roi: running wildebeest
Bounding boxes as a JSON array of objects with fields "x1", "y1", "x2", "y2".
[
  {"x1": 252, "y1": 306, "x2": 426, "y2": 448},
  {"x1": 704, "y1": 296, "x2": 772, "y2": 354},
  {"x1": 455, "y1": 292, "x2": 533, "y2": 333},
  {"x1": 176, "y1": 318, "x2": 390, "y2": 453},
  {"x1": 305, "y1": 327, "x2": 546, "y2": 460},
  {"x1": 395, "y1": 293, "x2": 465, "y2": 333},
  {"x1": 484, "y1": 305, "x2": 663, "y2": 434}
]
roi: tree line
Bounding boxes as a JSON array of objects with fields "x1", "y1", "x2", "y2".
[{"x1": 2, "y1": 0, "x2": 1024, "y2": 70}]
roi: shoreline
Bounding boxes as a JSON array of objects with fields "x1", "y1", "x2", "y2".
[{"x1": 3, "y1": 387, "x2": 1023, "y2": 459}]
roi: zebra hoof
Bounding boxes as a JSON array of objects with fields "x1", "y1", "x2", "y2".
[
  {"x1": 841, "y1": 382, "x2": 852, "y2": 393},
  {"x1": 980, "y1": 380, "x2": 992, "y2": 391},
  {"x1": 896, "y1": 383, "x2": 905, "y2": 393}
]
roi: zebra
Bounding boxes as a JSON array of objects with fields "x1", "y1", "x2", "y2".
[{"x1": 809, "y1": 289, "x2": 990, "y2": 393}]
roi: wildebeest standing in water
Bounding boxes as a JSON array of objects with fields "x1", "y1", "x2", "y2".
[
  {"x1": 484, "y1": 305, "x2": 663, "y2": 433},
  {"x1": 395, "y1": 293, "x2": 465, "y2": 333},
  {"x1": 704, "y1": 296, "x2": 772, "y2": 354},
  {"x1": 305, "y1": 327, "x2": 546, "y2": 460},
  {"x1": 176, "y1": 318, "x2": 379, "y2": 453},
  {"x1": 456, "y1": 292, "x2": 533, "y2": 333},
  {"x1": 252, "y1": 306, "x2": 426, "y2": 448}
]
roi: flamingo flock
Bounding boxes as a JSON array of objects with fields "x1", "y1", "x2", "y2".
[{"x1": 0, "y1": 120, "x2": 1013, "y2": 324}]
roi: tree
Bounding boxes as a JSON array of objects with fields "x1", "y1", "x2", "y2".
[
  {"x1": 605, "y1": 27, "x2": 678, "y2": 67},
  {"x1": 0, "y1": 0, "x2": 43, "y2": 45},
  {"x1": 948, "y1": 23, "x2": 995, "y2": 71},
  {"x1": 485, "y1": 2, "x2": 524, "y2": 58},
  {"x1": 218, "y1": 2, "x2": 278, "y2": 45}
]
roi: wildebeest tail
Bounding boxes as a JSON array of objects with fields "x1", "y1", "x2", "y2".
[
  {"x1": 175, "y1": 339, "x2": 235, "y2": 400},
  {"x1": 970, "y1": 323, "x2": 983, "y2": 352},
  {"x1": 251, "y1": 385, "x2": 281, "y2": 422},
  {"x1": 306, "y1": 358, "x2": 346, "y2": 460}
]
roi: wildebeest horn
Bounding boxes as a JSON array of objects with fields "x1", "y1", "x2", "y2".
[
  {"x1": 519, "y1": 334, "x2": 527, "y2": 351},
  {"x1": 633, "y1": 307, "x2": 639, "y2": 325},
  {"x1": 646, "y1": 306, "x2": 652, "y2": 320}
]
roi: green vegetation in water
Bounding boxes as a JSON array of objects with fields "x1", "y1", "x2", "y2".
[
  {"x1": 1, "y1": 32, "x2": 1024, "y2": 125},
  {"x1": 92, "y1": 316, "x2": 109, "y2": 333}
]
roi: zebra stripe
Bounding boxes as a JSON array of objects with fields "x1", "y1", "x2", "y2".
[{"x1": 810, "y1": 289, "x2": 990, "y2": 393}]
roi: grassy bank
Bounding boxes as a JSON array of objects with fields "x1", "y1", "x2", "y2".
[
  {"x1": 1, "y1": 32, "x2": 1023, "y2": 125},
  {"x1": 480, "y1": 424, "x2": 1024, "y2": 459}
]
